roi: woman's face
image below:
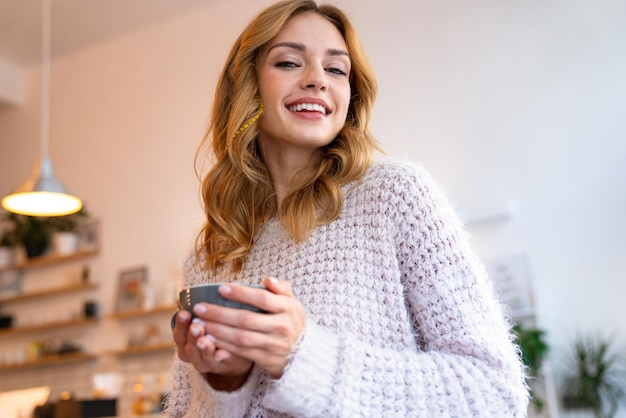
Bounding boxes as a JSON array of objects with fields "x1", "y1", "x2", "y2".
[{"x1": 256, "y1": 12, "x2": 351, "y2": 158}]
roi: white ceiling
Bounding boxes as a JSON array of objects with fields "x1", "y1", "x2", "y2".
[{"x1": 0, "y1": 0, "x2": 211, "y2": 66}]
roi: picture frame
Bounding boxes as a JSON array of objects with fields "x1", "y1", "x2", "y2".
[
  {"x1": 486, "y1": 253, "x2": 535, "y2": 320},
  {"x1": 115, "y1": 266, "x2": 148, "y2": 312}
]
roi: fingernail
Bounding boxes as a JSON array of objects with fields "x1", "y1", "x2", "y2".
[
  {"x1": 197, "y1": 335, "x2": 215, "y2": 350},
  {"x1": 177, "y1": 310, "x2": 190, "y2": 322},
  {"x1": 191, "y1": 325, "x2": 202, "y2": 337},
  {"x1": 219, "y1": 284, "x2": 232, "y2": 294},
  {"x1": 269, "y1": 277, "x2": 278, "y2": 285},
  {"x1": 194, "y1": 304, "x2": 207, "y2": 315},
  {"x1": 192, "y1": 318, "x2": 204, "y2": 324}
]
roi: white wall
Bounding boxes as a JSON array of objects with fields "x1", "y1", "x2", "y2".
[
  {"x1": 1, "y1": 0, "x2": 625, "y2": 414},
  {"x1": 353, "y1": 0, "x2": 626, "y2": 336}
]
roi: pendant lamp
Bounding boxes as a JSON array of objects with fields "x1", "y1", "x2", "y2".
[{"x1": 1, "y1": 0, "x2": 82, "y2": 217}]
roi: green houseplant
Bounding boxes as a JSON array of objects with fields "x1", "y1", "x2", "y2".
[
  {"x1": 1, "y1": 208, "x2": 90, "y2": 258},
  {"x1": 561, "y1": 334, "x2": 626, "y2": 418},
  {"x1": 1, "y1": 212, "x2": 51, "y2": 259},
  {"x1": 46, "y1": 207, "x2": 88, "y2": 233},
  {"x1": 0, "y1": 227, "x2": 18, "y2": 248},
  {"x1": 13, "y1": 214, "x2": 51, "y2": 258},
  {"x1": 513, "y1": 323, "x2": 549, "y2": 411}
]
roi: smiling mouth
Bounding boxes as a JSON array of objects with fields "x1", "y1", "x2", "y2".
[{"x1": 287, "y1": 103, "x2": 328, "y2": 115}]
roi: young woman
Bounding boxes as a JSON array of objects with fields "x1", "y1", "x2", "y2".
[{"x1": 167, "y1": 1, "x2": 529, "y2": 416}]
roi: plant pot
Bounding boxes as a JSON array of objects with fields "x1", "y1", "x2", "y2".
[
  {"x1": 52, "y1": 232, "x2": 80, "y2": 255},
  {"x1": 24, "y1": 239, "x2": 48, "y2": 259}
]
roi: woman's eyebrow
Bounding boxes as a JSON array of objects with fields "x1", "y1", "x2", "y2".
[
  {"x1": 328, "y1": 48, "x2": 349, "y2": 57},
  {"x1": 268, "y1": 41, "x2": 349, "y2": 57},
  {"x1": 269, "y1": 41, "x2": 305, "y2": 52}
]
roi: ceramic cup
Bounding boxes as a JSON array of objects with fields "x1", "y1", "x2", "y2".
[{"x1": 178, "y1": 283, "x2": 267, "y2": 317}]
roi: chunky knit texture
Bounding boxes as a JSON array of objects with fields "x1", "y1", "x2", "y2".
[{"x1": 165, "y1": 159, "x2": 529, "y2": 417}]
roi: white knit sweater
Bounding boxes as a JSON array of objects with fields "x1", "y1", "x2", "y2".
[{"x1": 165, "y1": 159, "x2": 529, "y2": 417}]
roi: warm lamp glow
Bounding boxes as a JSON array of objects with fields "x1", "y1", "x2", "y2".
[
  {"x1": 2, "y1": 192, "x2": 82, "y2": 217},
  {"x1": 1, "y1": 156, "x2": 82, "y2": 217}
]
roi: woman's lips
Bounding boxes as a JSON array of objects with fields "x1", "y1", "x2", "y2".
[{"x1": 286, "y1": 98, "x2": 331, "y2": 115}]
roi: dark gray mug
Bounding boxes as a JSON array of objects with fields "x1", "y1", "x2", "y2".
[{"x1": 179, "y1": 283, "x2": 267, "y2": 318}]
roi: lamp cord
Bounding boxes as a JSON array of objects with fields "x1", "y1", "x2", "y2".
[{"x1": 41, "y1": 0, "x2": 50, "y2": 159}]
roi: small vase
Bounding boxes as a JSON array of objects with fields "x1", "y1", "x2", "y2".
[{"x1": 52, "y1": 232, "x2": 80, "y2": 255}]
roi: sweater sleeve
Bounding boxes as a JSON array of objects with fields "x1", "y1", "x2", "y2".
[{"x1": 262, "y1": 161, "x2": 529, "y2": 417}]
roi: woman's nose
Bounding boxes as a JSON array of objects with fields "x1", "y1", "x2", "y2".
[{"x1": 301, "y1": 66, "x2": 328, "y2": 91}]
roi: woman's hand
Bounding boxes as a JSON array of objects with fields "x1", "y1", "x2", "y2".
[
  {"x1": 172, "y1": 308, "x2": 253, "y2": 390},
  {"x1": 192, "y1": 277, "x2": 306, "y2": 379}
]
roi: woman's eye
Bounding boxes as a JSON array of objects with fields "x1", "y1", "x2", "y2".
[
  {"x1": 276, "y1": 61, "x2": 298, "y2": 69},
  {"x1": 326, "y1": 67, "x2": 347, "y2": 76}
]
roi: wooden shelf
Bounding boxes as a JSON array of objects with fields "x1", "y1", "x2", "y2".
[
  {"x1": 0, "y1": 248, "x2": 99, "y2": 274},
  {"x1": 0, "y1": 282, "x2": 98, "y2": 304},
  {"x1": 0, "y1": 317, "x2": 99, "y2": 336},
  {"x1": 107, "y1": 343, "x2": 174, "y2": 357},
  {"x1": 0, "y1": 232, "x2": 102, "y2": 377},
  {"x1": 0, "y1": 352, "x2": 98, "y2": 372},
  {"x1": 110, "y1": 305, "x2": 175, "y2": 319}
]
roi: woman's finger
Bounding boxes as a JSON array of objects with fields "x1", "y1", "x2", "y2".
[
  {"x1": 262, "y1": 276, "x2": 295, "y2": 298},
  {"x1": 213, "y1": 283, "x2": 273, "y2": 313},
  {"x1": 207, "y1": 277, "x2": 296, "y2": 318},
  {"x1": 173, "y1": 310, "x2": 192, "y2": 361}
]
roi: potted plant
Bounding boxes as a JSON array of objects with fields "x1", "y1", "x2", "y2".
[
  {"x1": 47, "y1": 207, "x2": 89, "y2": 255},
  {"x1": 513, "y1": 323, "x2": 549, "y2": 412},
  {"x1": 561, "y1": 334, "x2": 626, "y2": 418},
  {"x1": 7, "y1": 214, "x2": 51, "y2": 259}
]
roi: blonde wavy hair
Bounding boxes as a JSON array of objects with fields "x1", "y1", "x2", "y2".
[{"x1": 196, "y1": 0, "x2": 381, "y2": 272}]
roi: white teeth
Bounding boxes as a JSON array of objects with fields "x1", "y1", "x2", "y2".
[{"x1": 288, "y1": 103, "x2": 327, "y2": 115}]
